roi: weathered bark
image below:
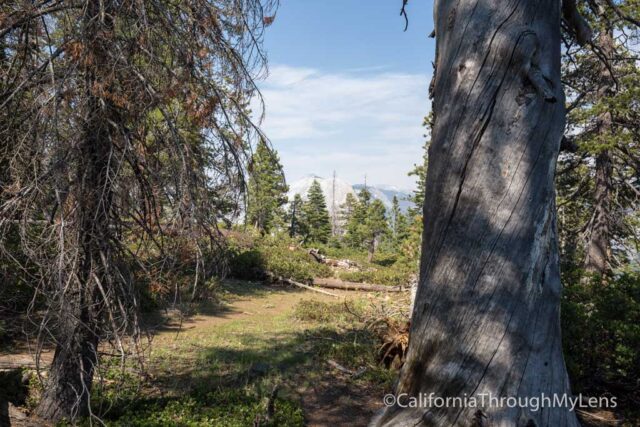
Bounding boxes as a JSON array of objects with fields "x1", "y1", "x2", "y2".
[
  {"x1": 584, "y1": 150, "x2": 612, "y2": 275},
  {"x1": 373, "y1": 1, "x2": 579, "y2": 426},
  {"x1": 583, "y1": 27, "x2": 615, "y2": 276},
  {"x1": 34, "y1": 0, "x2": 118, "y2": 421},
  {"x1": 34, "y1": 320, "x2": 99, "y2": 421}
]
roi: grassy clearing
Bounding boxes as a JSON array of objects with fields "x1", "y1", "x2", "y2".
[
  {"x1": 86, "y1": 281, "x2": 402, "y2": 426},
  {"x1": 302, "y1": 244, "x2": 417, "y2": 287},
  {"x1": 226, "y1": 232, "x2": 417, "y2": 288}
]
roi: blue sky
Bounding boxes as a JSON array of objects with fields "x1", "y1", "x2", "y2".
[{"x1": 255, "y1": 0, "x2": 435, "y2": 190}]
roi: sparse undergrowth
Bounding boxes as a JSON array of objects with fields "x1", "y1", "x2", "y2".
[
  {"x1": 226, "y1": 231, "x2": 417, "y2": 287},
  {"x1": 312, "y1": 245, "x2": 417, "y2": 287},
  {"x1": 562, "y1": 270, "x2": 640, "y2": 424},
  {"x1": 4, "y1": 270, "x2": 640, "y2": 426},
  {"x1": 228, "y1": 233, "x2": 333, "y2": 283},
  {"x1": 50, "y1": 281, "x2": 403, "y2": 426}
]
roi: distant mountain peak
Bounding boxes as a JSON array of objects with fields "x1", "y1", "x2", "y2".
[{"x1": 289, "y1": 176, "x2": 413, "y2": 214}]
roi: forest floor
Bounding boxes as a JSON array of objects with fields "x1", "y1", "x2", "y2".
[
  {"x1": 3, "y1": 278, "x2": 627, "y2": 426},
  {"x1": 2, "y1": 280, "x2": 403, "y2": 426},
  {"x1": 142, "y1": 280, "x2": 390, "y2": 426}
]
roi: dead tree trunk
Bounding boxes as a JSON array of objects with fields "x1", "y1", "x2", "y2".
[
  {"x1": 34, "y1": 0, "x2": 118, "y2": 421},
  {"x1": 373, "y1": 1, "x2": 585, "y2": 426},
  {"x1": 367, "y1": 238, "x2": 376, "y2": 263}
]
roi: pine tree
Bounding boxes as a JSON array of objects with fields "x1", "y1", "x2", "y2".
[
  {"x1": 390, "y1": 195, "x2": 409, "y2": 248},
  {"x1": 390, "y1": 195, "x2": 401, "y2": 233},
  {"x1": 408, "y1": 114, "x2": 431, "y2": 215},
  {"x1": 246, "y1": 139, "x2": 289, "y2": 234},
  {"x1": 365, "y1": 199, "x2": 389, "y2": 262},
  {"x1": 343, "y1": 187, "x2": 388, "y2": 260},
  {"x1": 0, "y1": 0, "x2": 275, "y2": 421},
  {"x1": 287, "y1": 193, "x2": 307, "y2": 238},
  {"x1": 301, "y1": 180, "x2": 331, "y2": 244},
  {"x1": 339, "y1": 193, "x2": 359, "y2": 226},
  {"x1": 403, "y1": 115, "x2": 432, "y2": 260},
  {"x1": 344, "y1": 187, "x2": 371, "y2": 248},
  {"x1": 558, "y1": 1, "x2": 640, "y2": 277}
]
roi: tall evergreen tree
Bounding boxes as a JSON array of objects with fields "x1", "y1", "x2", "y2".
[
  {"x1": 343, "y1": 188, "x2": 388, "y2": 260},
  {"x1": 390, "y1": 195, "x2": 409, "y2": 248},
  {"x1": 0, "y1": 0, "x2": 275, "y2": 420},
  {"x1": 365, "y1": 199, "x2": 389, "y2": 262},
  {"x1": 559, "y1": 1, "x2": 640, "y2": 277},
  {"x1": 301, "y1": 180, "x2": 331, "y2": 244},
  {"x1": 339, "y1": 193, "x2": 359, "y2": 226},
  {"x1": 408, "y1": 114, "x2": 432, "y2": 215},
  {"x1": 344, "y1": 187, "x2": 372, "y2": 248},
  {"x1": 287, "y1": 193, "x2": 307, "y2": 238},
  {"x1": 390, "y1": 195, "x2": 401, "y2": 233},
  {"x1": 246, "y1": 139, "x2": 289, "y2": 234}
]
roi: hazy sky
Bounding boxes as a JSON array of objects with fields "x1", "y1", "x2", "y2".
[{"x1": 254, "y1": 0, "x2": 436, "y2": 190}]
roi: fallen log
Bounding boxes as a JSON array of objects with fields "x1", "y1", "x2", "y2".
[
  {"x1": 266, "y1": 272, "x2": 340, "y2": 298},
  {"x1": 283, "y1": 278, "x2": 340, "y2": 297},
  {"x1": 312, "y1": 278, "x2": 406, "y2": 293}
]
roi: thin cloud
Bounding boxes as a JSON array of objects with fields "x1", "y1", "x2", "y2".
[{"x1": 254, "y1": 64, "x2": 431, "y2": 188}]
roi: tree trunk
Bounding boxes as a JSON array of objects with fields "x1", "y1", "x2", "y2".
[
  {"x1": 34, "y1": 318, "x2": 99, "y2": 421},
  {"x1": 583, "y1": 27, "x2": 614, "y2": 276},
  {"x1": 35, "y1": 0, "x2": 117, "y2": 421},
  {"x1": 373, "y1": 1, "x2": 578, "y2": 426},
  {"x1": 368, "y1": 239, "x2": 375, "y2": 263},
  {"x1": 584, "y1": 150, "x2": 612, "y2": 275},
  {"x1": 34, "y1": 97, "x2": 112, "y2": 419}
]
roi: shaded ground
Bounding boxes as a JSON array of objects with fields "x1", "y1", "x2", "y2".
[
  {"x1": 299, "y1": 374, "x2": 382, "y2": 426},
  {"x1": 1, "y1": 280, "x2": 631, "y2": 426},
  {"x1": 2, "y1": 280, "x2": 392, "y2": 426},
  {"x1": 143, "y1": 280, "x2": 387, "y2": 426}
]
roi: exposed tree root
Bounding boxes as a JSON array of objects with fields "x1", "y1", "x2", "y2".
[{"x1": 368, "y1": 319, "x2": 410, "y2": 370}]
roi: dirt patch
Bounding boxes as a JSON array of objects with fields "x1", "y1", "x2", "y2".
[
  {"x1": 298, "y1": 372, "x2": 383, "y2": 427},
  {"x1": 151, "y1": 282, "x2": 346, "y2": 336},
  {"x1": 0, "y1": 351, "x2": 53, "y2": 371}
]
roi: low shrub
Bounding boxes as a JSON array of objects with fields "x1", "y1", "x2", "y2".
[
  {"x1": 227, "y1": 233, "x2": 331, "y2": 283},
  {"x1": 228, "y1": 249, "x2": 265, "y2": 280},
  {"x1": 105, "y1": 390, "x2": 304, "y2": 427},
  {"x1": 337, "y1": 262, "x2": 415, "y2": 286},
  {"x1": 562, "y1": 270, "x2": 640, "y2": 417}
]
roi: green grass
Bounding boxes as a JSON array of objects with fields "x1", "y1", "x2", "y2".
[
  {"x1": 226, "y1": 232, "x2": 417, "y2": 287},
  {"x1": 228, "y1": 235, "x2": 333, "y2": 283},
  {"x1": 85, "y1": 281, "x2": 396, "y2": 426},
  {"x1": 315, "y1": 246, "x2": 417, "y2": 286}
]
